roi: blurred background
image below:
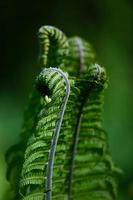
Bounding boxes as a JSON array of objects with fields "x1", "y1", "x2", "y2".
[{"x1": 0, "y1": 0, "x2": 132, "y2": 199}]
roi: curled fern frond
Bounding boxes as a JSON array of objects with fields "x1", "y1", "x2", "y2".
[
  {"x1": 38, "y1": 26, "x2": 69, "y2": 67},
  {"x1": 20, "y1": 68, "x2": 76, "y2": 200},
  {"x1": 66, "y1": 37, "x2": 96, "y2": 76},
  {"x1": 67, "y1": 64, "x2": 120, "y2": 200}
]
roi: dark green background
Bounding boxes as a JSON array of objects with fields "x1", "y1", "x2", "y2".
[{"x1": 0, "y1": 0, "x2": 132, "y2": 199}]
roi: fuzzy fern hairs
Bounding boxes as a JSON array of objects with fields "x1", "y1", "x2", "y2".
[{"x1": 5, "y1": 25, "x2": 122, "y2": 200}]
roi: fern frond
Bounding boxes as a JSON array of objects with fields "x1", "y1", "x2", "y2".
[
  {"x1": 67, "y1": 63, "x2": 120, "y2": 200},
  {"x1": 38, "y1": 26, "x2": 69, "y2": 67},
  {"x1": 20, "y1": 68, "x2": 74, "y2": 200},
  {"x1": 66, "y1": 37, "x2": 96, "y2": 76}
]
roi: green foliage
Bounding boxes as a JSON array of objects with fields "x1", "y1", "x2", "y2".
[{"x1": 5, "y1": 25, "x2": 121, "y2": 200}]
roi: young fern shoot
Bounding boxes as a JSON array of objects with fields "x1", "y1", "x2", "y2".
[{"x1": 5, "y1": 25, "x2": 121, "y2": 200}]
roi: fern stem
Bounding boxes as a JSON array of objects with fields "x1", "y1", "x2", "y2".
[
  {"x1": 45, "y1": 68, "x2": 70, "y2": 200},
  {"x1": 68, "y1": 111, "x2": 82, "y2": 199},
  {"x1": 75, "y1": 37, "x2": 85, "y2": 74},
  {"x1": 67, "y1": 86, "x2": 91, "y2": 199}
]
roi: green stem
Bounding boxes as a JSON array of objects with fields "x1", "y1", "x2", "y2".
[{"x1": 45, "y1": 68, "x2": 70, "y2": 200}]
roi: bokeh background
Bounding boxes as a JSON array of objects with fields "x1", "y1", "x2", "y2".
[{"x1": 0, "y1": 0, "x2": 132, "y2": 199}]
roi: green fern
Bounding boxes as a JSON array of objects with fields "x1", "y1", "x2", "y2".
[{"x1": 5, "y1": 25, "x2": 121, "y2": 200}]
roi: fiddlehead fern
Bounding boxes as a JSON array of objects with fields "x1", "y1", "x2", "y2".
[
  {"x1": 66, "y1": 37, "x2": 96, "y2": 76},
  {"x1": 5, "y1": 25, "x2": 121, "y2": 200},
  {"x1": 38, "y1": 25, "x2": 69, "y2": 68},
  {"x1": 20, "y1": 68, "x2": 80, "y2": 200},
  {"x1": 68, "y1": 64, "x2": 120, "y2": 200}
]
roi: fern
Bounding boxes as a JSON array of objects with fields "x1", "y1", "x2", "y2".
[{"x1": 5, "y1": 26, "x2": 122, "y2": 200}]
